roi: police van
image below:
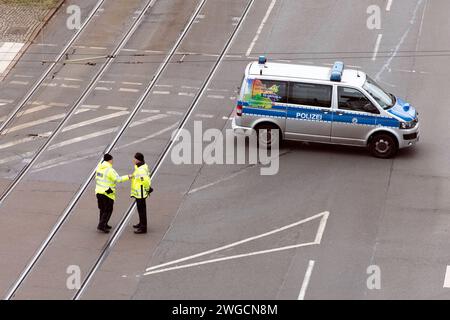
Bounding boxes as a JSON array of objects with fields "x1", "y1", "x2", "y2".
[{"x1": 232, "y1": 57, "x2": 419, "y2": 158}]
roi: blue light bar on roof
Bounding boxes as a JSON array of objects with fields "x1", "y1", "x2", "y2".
[
  {"x1": 258, "y1": 56, "x2": 267, "y2": 65},
  {"x1": 330, "y1": 61, "x2": 344, "y2": 82}
]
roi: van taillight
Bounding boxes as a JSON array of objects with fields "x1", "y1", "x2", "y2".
[{"x1": 236, "y1": 102, "x2": 243, "y2": 116}]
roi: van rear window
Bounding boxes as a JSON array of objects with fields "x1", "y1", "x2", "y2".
[{"x1": 252, "y1": 79, "x2": 288, "y2": 104}]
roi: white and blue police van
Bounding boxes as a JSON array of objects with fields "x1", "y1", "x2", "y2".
[{"x1": 232, "y1": 57, "x2": 419, "y2": 158}]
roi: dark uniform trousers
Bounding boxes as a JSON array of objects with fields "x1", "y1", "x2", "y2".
[
  {"x1": 135, "y1": 197, "x2": 147, "y2": 230},
  {"x1": 97, "y1": 193, "x2": 114, "y2": 229}
]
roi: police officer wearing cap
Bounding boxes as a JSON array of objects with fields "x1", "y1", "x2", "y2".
[
  {"x1": 95, "y1": 154, "x2": 130, "y2": 233},
  {"x1": 130, "y1": 152, "x2": 152, "y2": 234}
]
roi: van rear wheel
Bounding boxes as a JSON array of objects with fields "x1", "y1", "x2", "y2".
[
  {"x1": 368, "y1": 133, "x2": 398, "y2": 158},
  {"x1": 256, "y1": 123, "x2": 280, "y2": 148}
]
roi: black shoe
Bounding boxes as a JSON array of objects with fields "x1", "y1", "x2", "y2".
[
  {"x1": 106, "y1": 225, "x2": 112, "y2": 230},
  {"x1": 97, "y1": 227, "x2": 110, "y2": 234},
  {"x1": 133, "y1": 224, "x2": 141, "y2": 229},
  {"x1": 134, "y1": 228, "x2": 147, "y2": 234}
]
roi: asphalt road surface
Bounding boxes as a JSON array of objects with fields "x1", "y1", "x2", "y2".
[{"x1": 0, "y1": 0, "x2": 449, "y2": 300}]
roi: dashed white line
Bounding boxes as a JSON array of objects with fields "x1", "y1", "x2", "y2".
[
  {"x1": 372, "y1": 34, "x2": 383, "y2": 61},
  {"x1": 94, "y1": 87, "x2": 112, "y2": 91},
  {"x1": 10, "y1": 80, "x2": 29, "y2": 86},
  {"x1": 178, "y1": 92, "x2": 195, "y2": 97},
  {"x1": 298, "y1": 260, "x2": 315, "y2": 300},
  {"x1": 153, "y1": 91, "x2": 171, "y2": 95},
  {"x1": 106, "y1": 106, "x2": 128, "y2": 111},
  {"x1": 119, "y1": 88, "x2": 140, "y2": 93},
  {"x1": 246, "y1": 0, "x2": 277, "y2": 56},
  {"x1": 207, "y1": 95, "x2": 225, "y2": 99},
  {"x1": 386, "y1": 0, "x2": 393, "y2": 11},
  {"x1": 181, "y1": 85, "x2": 199, "y2": 90},
  {"x1": 61, "y1": 84, "x2": 81, "y2": 89}
]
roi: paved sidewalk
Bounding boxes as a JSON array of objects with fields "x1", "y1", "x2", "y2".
[{"x1": 0, "y1": 1, "x2": 62, "y2": 77}]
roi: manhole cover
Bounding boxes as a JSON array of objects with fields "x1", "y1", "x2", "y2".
[{"x1": 6, "y1": 26, "x2": 30, "y2": 36}]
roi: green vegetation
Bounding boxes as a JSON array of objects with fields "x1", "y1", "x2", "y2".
[{"x1": 0, "y1": 0, "x2": 61, "y2": 8}]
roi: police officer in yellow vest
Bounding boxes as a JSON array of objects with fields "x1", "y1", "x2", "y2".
[
  {"x1": 131, "y1": 152, "x2": 151, "y2": 234},
  {"x1": 95, "y1": 154, "x2": 130, "y2": 233}
]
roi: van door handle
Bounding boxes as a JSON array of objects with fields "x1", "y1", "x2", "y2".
[
  {"x1": 323, "y1": 111, "x2": 329, "y2": 114},
  {"x1": 338, "y1": 112, "x2": 344, "y2": 116}
]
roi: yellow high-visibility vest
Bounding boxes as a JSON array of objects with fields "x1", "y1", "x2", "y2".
[
  {"x1": 131, "y1": 163, "x2": 151, "y2": 199},
  {"x1": 95, "y1": 161, "x2": 129, "y2": 200}
]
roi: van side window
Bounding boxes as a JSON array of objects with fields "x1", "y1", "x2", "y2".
[
  {"x1": 252, "y1": 79, "x2": 287, "y2": 103},
  {"x1": 338, "y1": 87, "x2": 380, "y2": 114},
  {"x1": 289, "y1": 82, "x2": 332, "y2": 108}
]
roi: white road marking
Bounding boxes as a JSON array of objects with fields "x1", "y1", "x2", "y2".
[
  {"x1": 81, "y1": 104, "x2": 100, "y2": 109},
  {"x1": 166, "y1": 111, "x2": 183, "y2": 116},
  {"x1": 49, "y1": 102, "x2": 69, "y2": 107},
  {"x1": 372, "y1": 34, "x2": 383, "y2": 61},
  {"x1": 153, "y1": 91, "x2": 171, "y2": 95},
  {"x1": 315, "y1": 211, "x2": 329, "y2": 244},
  {"x1": 195, "y1": 113, "x2": 214, "y2": 119},
  {"x1": 246, "y1": 0, "x2": 277, "y2": 56},
  {"x1": 178, "y1": 92, "x2": 195, "y2": 97},
  {"x1": 181, "y1": 85, "x2": 200, "y2": 90},
  {"x1": 106, "y1": 106, "x2": 128, "y2": 111},
  {"x1": 207, "y1": 88, "x2": 229, "y2": 92},
  {"x1": 156, "y1": 84, "x2": 173, "y2": 88},
  {"x1": 122, "y1": 81, "x2": 143, "y2": 86},
  {"x1": 141, "y1": 109, "x2": 160, "y2": 113},
  {"x1": 121, "y1": 48, "x2": 138, "y2": 52},
  {"x1": 90, "y1": 46, "x2": 107, "y2": 50},
  {"x1": 33, "y1": 122, "x2": 179, "y2": 172},
  {"x1": 444, "y1": 266, "x2": 450, "y2": 288},
  {"x1": 298, "y1": 260, "x2": 315, "y2": 300},
  {"x1": 98, "y1": 80, "x2": 115, "y2": 84},
  {"x1": 61, "y1": 84, "x2": 81, "y2": 89},
  {"x1": 94, "y1": 86, "x2": 112, "y2": 91},
  {"x1": 0, "y1": 111, "x2": 128, "y2": 151},
  {"x1": 41, "y1": 83, "x2": 58, "y2": 87},
  {"x1": 375, "y1": 0, "x2": 424, "y2": 80},
  {"x1": 47, "y1": 114, "x2": 167, "y2": 150},
  {"x1": 62, "y1": 111, "x2": 129, "y2": 131},
  {"x1": 62, "y1": 77, "x2": 83, "y2": 82},
  {"x1": 386, "y1": 0, "x2": 393, "y2": 11},
  {"x1": 207, "y1": 95, "x2": 225, "y2": 99},
  {"x1": 144, "y1": 242, "x2": 316, "y2": 276},
  {"x1": 14, "y1": 74, "x2": 33, "y2": 78},
  {"x1": 19, "y1": 104, "x2": 54, "y2": 115},
  {"x1": 145, "y1": 50, "x2": 165, "y2": 54},
  {"x1": 35, "y1": 43, "x2": 57, "y2": 47},
  {"x1": 188, "y1": 169, "x2": 250, "y2": 194},
  {"x1": 225, "y1": 54, "x2": 242, "y2": 58},
  {"x1": 119, "y1": 88, "x2": 140, "y2": 93},
  {"x1": 145, "y1": 211, "x2": 330, "y2": 274},
  {"x1": 129, "y1": 113, "x2": 167, "y2": 127},
  {"x1": 10, "y1": 80, "x2": 29, "y2": 85},
  {"x1": 3, "y1": 109, "x2": 89, "y2": 134}
]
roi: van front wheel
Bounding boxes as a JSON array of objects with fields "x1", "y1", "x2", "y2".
[{"x1": 368, "y1": 133, "x2": 398, "y2": 158}]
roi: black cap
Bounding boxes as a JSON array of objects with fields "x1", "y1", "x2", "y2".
[
  {"x1": 134, "y1": 152, "x2": 144, "y2": 162},
  {"x1": 103, "y1": 153, "x2": 113, "y2": 162}
]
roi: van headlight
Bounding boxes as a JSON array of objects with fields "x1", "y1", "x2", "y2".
[{"x1": 399, "y1": 120, "x2": 417, "y2": 130}]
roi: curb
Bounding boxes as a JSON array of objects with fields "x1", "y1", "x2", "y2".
[{"x1": 0, "y1": 0, "x2": 66, "y2": 81}]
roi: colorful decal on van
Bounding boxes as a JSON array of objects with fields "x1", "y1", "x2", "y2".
[{"x1": 246, "y1": 79, "x2": 283, "y2": 109}]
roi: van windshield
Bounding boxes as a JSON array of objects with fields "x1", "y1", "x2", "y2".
[{"x1": 363, "y1": 76, "x2": 396, "y2": 110}]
